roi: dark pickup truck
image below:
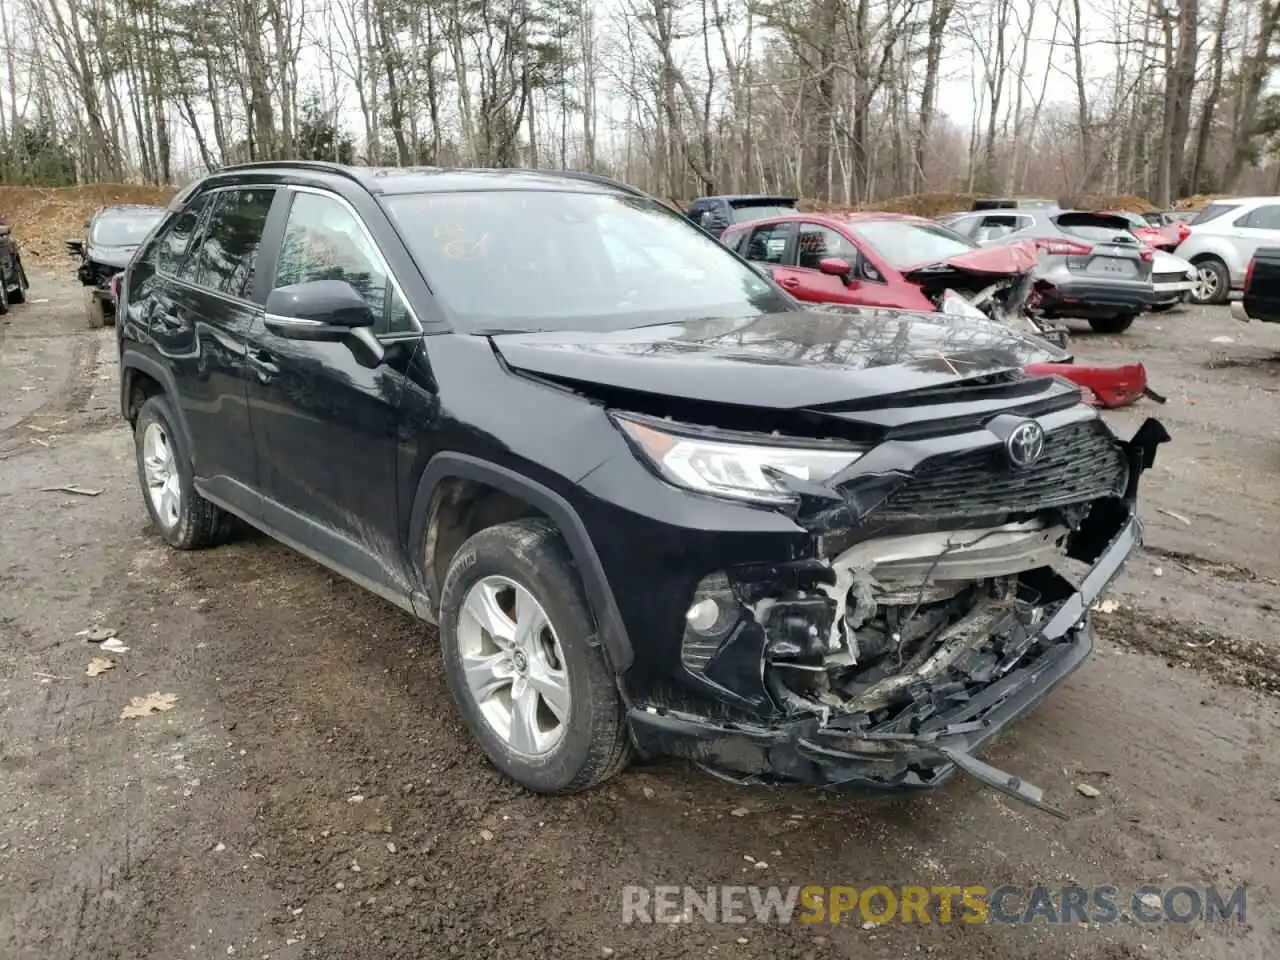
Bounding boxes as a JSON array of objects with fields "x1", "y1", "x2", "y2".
[{"x1": 1231, "y1": 248, "x2": 1280, "y2": 324}]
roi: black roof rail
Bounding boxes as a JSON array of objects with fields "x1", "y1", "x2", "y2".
[
  {"x1": 539, "y1": 169, "x2": 647, "y2": 197},
  {"x1": 210, "y1": 159, "x2": 366, "y2": 184}
]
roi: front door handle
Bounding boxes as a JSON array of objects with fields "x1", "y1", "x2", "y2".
[
  {"x1": 778, "y1": 277, "x2": 800, "y2": 289},
  {"x1": 249, "y1": 348, "x2": 279, "y2": 378}
]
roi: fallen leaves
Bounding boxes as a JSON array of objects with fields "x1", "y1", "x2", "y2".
[
  {"x1": 86, "y1": 657, "x2": 115, "y2": 677},
  {"x1": 120, "y1": 692, "x2": 177, "y2": 719}
]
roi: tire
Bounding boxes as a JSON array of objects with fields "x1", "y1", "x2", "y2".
[
  {"x1": 439, "y1": 518, "x2": 633, "y2": 794},
  {"x1": 86, "y1": 291, "x2": 107, "y2": 328},
  {"x1": 1190, "y1": 258, "x2": 1229, "y2": 305},
  {"x1": 8, "y1": 264, "x2": 27, "y2": 304},
  {"x1": 1088, "y1": 314, "x2": 1136, "y2": 334},
  {"x1": 0, "y1": 280, "x2": 8, "y2": 316},
  {"x1": 133, "y1": 395, "x2": 236, "y2": 550}
]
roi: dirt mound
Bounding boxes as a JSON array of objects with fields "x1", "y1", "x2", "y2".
[
  {"x1": 1173, "y1": 193, "x2": 1224, "y2": 212},
  {"x1": 0, "y1": 184, "x2": 177, "y2": 268}
]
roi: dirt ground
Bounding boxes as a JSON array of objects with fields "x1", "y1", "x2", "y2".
[{"x1": 1, "y1": 276, "x2": 1278, "y2": 960}]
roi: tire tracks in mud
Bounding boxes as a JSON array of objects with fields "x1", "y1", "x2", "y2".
[
  {"x1": 0, "y1": 330, "x2": 109, "y2": 460},
  {"x1": 1096, "y1": 605, "x2": 1280, "y2": 696},
  {"x1": 1142, "y1": 544, "x2": 1280, "y2": 588}
]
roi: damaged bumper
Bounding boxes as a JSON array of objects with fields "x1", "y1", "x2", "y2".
[
  {"x1": 1024, "y1": 360, "x2": 1152, "y2": 408},
  {"x1": 630, "y1": 513, "x2": 1134, "y2": 809}
]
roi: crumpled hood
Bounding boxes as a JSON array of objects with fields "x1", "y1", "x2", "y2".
[{"x1": 490, "y1": 308, "x2": 1068, "y2": 410}]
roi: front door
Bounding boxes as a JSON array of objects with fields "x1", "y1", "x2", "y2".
[
  {"x1": 244, "y1": 187, "x2": 423, "y2": 598},
  {"x1": 788, "y1": 221, "x2": 865, "y2": 305}
]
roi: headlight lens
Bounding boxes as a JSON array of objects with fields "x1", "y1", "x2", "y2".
[{"x1": 615, "y1": 415, "x2": 862, "y2": 503}]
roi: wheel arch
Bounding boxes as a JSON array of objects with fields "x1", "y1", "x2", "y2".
[
  {"x1": 408, "y1": 453, "x2": 634, "y2": 674},
  {"x1": 120, "y1": 350, "x2": 193, "y2": 447}
]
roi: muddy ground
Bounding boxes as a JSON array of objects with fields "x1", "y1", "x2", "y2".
[{"x1": 1, "y1": 277, "x2": 1278, "y2": 960}]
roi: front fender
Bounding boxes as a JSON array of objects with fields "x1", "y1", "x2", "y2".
[{"x1": 407, "y1": 452, "x2": 635, "y2": 674}]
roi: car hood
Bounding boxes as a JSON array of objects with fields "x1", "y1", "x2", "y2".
[
  {"x1": 489, "y1": 308, "x2": 1067, "y2": 410},
  {"x1": 900, "y1": 240, "x2": 1039, "y2": 277},
  {"x1": 86, "y1": 243, "x2": 139, "y2": 268}
]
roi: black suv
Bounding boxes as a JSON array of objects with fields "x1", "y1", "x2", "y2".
[{"x1": 117, "y1": 162, "x2": 1168, "y2": 812}]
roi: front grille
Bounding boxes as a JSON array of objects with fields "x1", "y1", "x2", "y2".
[
  {"x1": 873, "y1": 420, "x2": 1128, "y2": 522},
  {"x1": 1153, "y1": 271, "x2": 1185, "y2": 284}
]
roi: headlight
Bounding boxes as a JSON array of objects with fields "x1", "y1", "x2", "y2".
[{"x1": 614, "y1": 414, "x2": 862, "y2": 504}]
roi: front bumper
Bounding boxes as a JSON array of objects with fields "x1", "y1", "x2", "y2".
[
  {"x1": 1152, "y1": 279, "x2": 1194, "y2": 303},
  {"x1": 629, "y1": 506, "x2": 1142, "y2": 810}
]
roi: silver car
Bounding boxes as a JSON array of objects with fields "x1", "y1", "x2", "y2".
[
  {"x1": 1173, "y1": 197, "x2": 1280, "y2": 304},
  {"x1": 943, "y1": 209, "x2": 1156, "y2": 334}
]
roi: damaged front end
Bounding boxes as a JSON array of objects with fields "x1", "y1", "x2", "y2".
[{"x1": 629, "y1": 417, "x2": 1170, "y2": 817}]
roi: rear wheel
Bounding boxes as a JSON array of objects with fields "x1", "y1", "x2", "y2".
[
  {"x1": 1190, "y1": 258, "x2": 1229, "y2": 305},
  {"x1": 1088, "y1": 314, "x2": 1136, "y2": 334},
  {"x1": 9, "y1": 265, "x2": 28, "y2": 304},
  {"x1": 85, "y1": 290, "x2": 106, "y2": 328}
]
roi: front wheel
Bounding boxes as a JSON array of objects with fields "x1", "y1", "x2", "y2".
[
  {"x1": 1088, "y1": 314, "x2": 1136, "y2": 334},
  {"x1": 9, "y1": 265, "x2": 28, "y2": 304},
  {"x1": 85, "y1": 291, "x2": 106, "y2": 328},
  {"x1": 439, "y1": 519, "x2": 633, "y2": 794},
  {"x1": 1189, "y1": 259, "x2": 1229, "y2": 305},
  {"x1": 133, "y1": 396, "x2": 236, "y2": 550}
]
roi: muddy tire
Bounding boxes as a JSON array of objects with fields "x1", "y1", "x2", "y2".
[
  {"x1": 1088, "y1": 314, "x2": 1136, "y2": 334},
  {"x1": 133, "y1": 395, "x2": 236, "y2": 550},
  {"x1": 9, "y1": 265, "x2": 28, "y2": 304},
  {"x1": 0, "y1": 280, "x2": 8, "y2": 316},
  {"x1": 439, "y1": 518, "x2": 633, "y2": 794},
  {"x1": 1190, "y1": 258, "x2": 1229, "y2": 305},
  {"x1": 85, "y1": 291, "x2": 107, "y2": 328}
]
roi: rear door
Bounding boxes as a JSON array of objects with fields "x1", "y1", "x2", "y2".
[
  {"x1": 152, "y1": 187, "x2": 277, "y2": 514},
  {"x1": 1229, "y1": 203, "x2": 1280, "y2": 266},
  {"x1": 244, "y1": 186, "x2": 422, "y2": 596},
  {"x1": 739, "y1": 220, "x2": 797, "y2": 287}
]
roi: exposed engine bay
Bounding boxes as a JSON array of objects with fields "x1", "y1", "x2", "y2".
[
  {"x1": 924, "y1": 273, "x2": 1071, "y2": 349},
  {"x1": 751, "y1": 519, "x2": 1074, "y2": 725}
]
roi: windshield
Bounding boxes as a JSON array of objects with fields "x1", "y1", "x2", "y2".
[
  {"x1": 383, "y1": 191, "x2": 793, "y2": 332},
  {"x1": 729, "y1": 203, "x2": 796, "y2": 223},
  {"x1": 90, "y1": 211, "x2": 164, "y2": 247},
  {"x1": 845, "y1": 220, "x2": 978, "y2": 268}
]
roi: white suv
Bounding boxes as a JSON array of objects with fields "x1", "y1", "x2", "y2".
[{"x1": 1175, "y1": 197, "x2": 1280, "y2": 304}]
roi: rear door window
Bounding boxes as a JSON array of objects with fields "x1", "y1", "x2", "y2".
[
  {"x1": 191, "y1": 189, "x2": 277, "y2": 298},
  {"x1": 741, "y1": 222, "x2": 794, "y2": 264},
  {"x1": 1191, "y1": 203, "x2": 1238, "y2": 226},
  {"x1": 157, "y1": 195, "x2": 213, "y2": 276}
]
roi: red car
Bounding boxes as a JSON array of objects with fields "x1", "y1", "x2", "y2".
[
  {"x1": 1103, "y1": 210, "x2": 1191, "y2": 252},
  {"x1": 720, "y1": 212, "x2": 1153, "y2": 408}
]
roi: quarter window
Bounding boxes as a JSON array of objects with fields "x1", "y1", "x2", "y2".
[
  {"x1": 191, "y1": 189, "x2": 276, "y2": 297},
  {"x1": 273, "y1": 191, "x2": 415, "y2": 335},
  {"x1": 1238, "y1": 204, "x2": 1280, "y2": 230},
  {"x1": 156, "y1": 195, "x2": 211, "y2": 276}
]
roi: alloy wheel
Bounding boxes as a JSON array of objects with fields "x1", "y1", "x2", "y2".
[
  {"x1": 142, "y1": 422, "x2": 181, "y2": 529},
  {"x1": 456, "y1": 575, "x2": 571, "y2": 756},
  {"x1": 1192, "y1": 266, "x2": 1219, "y2": 302}
]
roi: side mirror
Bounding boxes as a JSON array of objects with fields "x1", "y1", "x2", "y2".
[
  {"x1": 65, "y1": 238, "x2": 83, "y2": 255},
  {"x1": 818, "y1": 256, "x2": 851, "y2": 276},
  {"x1": 264, "y1": 279, "x2": 383, "y2": 365}
]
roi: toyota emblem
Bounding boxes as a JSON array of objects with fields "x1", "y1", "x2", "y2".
[{"x1": 1006, "y1": 421, "x2": 1046, "y2": 468}]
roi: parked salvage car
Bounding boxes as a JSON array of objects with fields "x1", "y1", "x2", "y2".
[
  {"x1": 684, "y1": 194, "x2": 798, "y2": 238},
  {"x1": 1103, "y1": 210, "x2": 1191, "y2": 253},
  {"x1": 0, "y1": 218, "x2": 30, "y2": 314},
  {"x1": 1231, "y1": 249, "x2": 1280, "y2": 324},
  {"x1": 721, "y1": 212, "x2": 1154, "y2": 407},
  {"x1": 1174, "y1": 197, "x2": 1280, "y2": 304},
  {"x1": 67, "y1": 203, "x2": 165, "y2": 327},
  {"x1": 944, "y1": 208, "x2": 1157, "y2": 333},
  {"x1": 116, "y1": 161, "x2": 1168, "y2": 814}
]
